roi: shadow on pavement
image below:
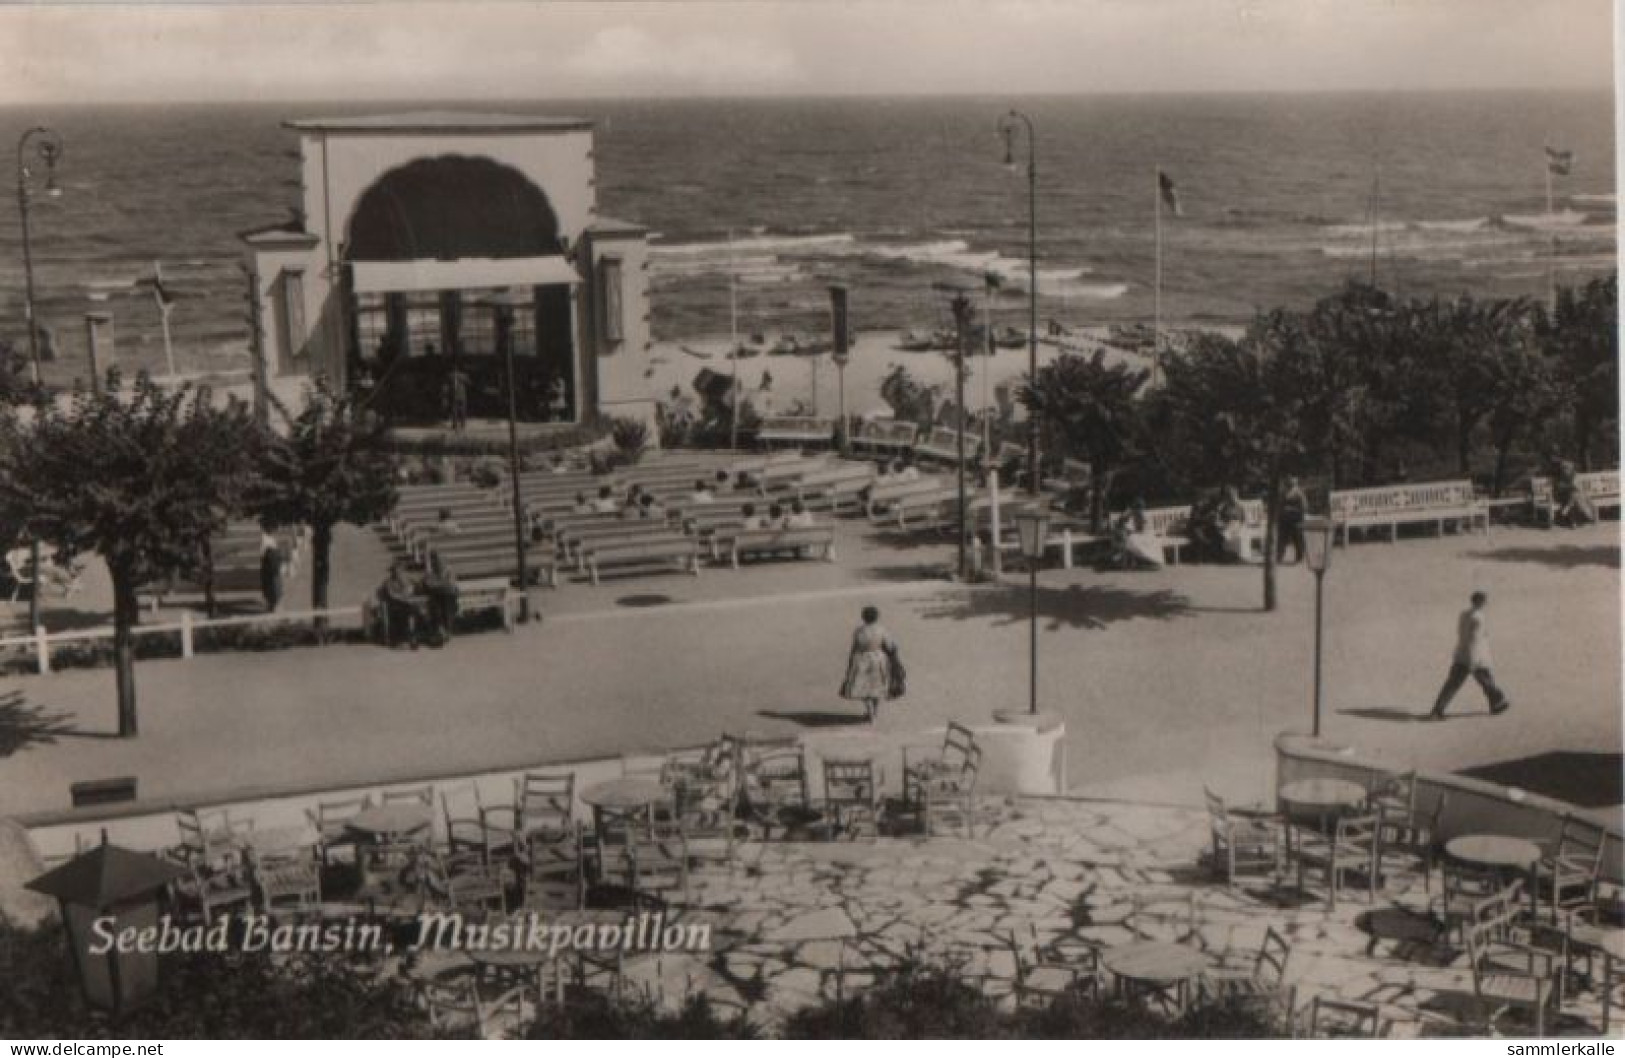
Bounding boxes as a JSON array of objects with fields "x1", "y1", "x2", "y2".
[
  {"x1": 916, "y1": 582, "x2": 1192, "y2": 631},
  {"x1": 1338, "y1": 706, "x2": 1432, "y2": 723},
  {"x1": 1458, "y1": 751, "x2": 1624, "y2": 809},
  {"x1": 1467, "y1": 544, "x2": 1620, "y2": 569},
  {"x1": 0, "y1": 689, "x2": 86, "y2": 757},
  {"x1": 756, "y1": 709, "x2": 871, "y2": 728}
]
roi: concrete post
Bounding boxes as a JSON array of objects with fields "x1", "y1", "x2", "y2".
[
  {"x1": 34, "y1": 625, "x2": 49, "y2": 675},
  {"x1": 989, "y1": 469, "x2": 1003, "y2": 577},
  {"x1": 180, "y1": 612, "x2": 194, "y2": 659},
  {"x1": 84, "y1": 312, "x2": 112, "y2": 393}
]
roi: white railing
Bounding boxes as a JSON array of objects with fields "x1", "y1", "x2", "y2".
[{"x1": 0, "y1": 605, "x2": 364, "y2": 676}]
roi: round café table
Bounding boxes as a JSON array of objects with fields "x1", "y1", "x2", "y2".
[
  {"x1": 238, "y1": 824, "x2": 320, "y2": 862},
  {"x1": 1445, "y1": 834, "x2": 1542, "y2": 918},
  {"x1": 347, "y1": 804, "x2": 434, "y2": 896},
  {"x1": 1102, "y1": 941, "x2": 1209, "y2": 1011},
  {"x1": 1279, "y1": 778, "x2": 1368, "y2": 853},
  {"x1": 580, "y1": 778, "x2": 669, "y2": 834}
]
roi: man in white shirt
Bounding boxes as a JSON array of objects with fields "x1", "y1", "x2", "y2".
[{"x1": 1429, "y1": 591, "x2": 1510, "y2": 718}]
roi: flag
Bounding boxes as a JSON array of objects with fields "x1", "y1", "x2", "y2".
[
  {"x1": 984, "y1": 271, "x2": 1003, "y2": 290},
  {"x1": 1545, "y1": 147, "x2": 1573, "y2": 177},
  {"x1": 1158, "y1": 170, "x2": 1183, "y2": 217}
]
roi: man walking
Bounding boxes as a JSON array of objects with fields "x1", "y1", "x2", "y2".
[
  {"x1": 1277, "y1": 476, "x2": 1308, "y2": 564},
  {"x1": 1429, "y1": 591, "x2": 1510, "y2": 719}
]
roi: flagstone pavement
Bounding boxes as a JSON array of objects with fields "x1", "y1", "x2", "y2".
[{"x1": 582, "y1": 797, "x2": 1617, "y2": 1038}]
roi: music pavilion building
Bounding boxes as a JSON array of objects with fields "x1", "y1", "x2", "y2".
[{"x1": 240, "y1": 111, "x2": 657, "y2": 445}]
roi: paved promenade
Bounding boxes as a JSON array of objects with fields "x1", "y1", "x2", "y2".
[{"x1": 0, "y1": 522, "x2": 1616, "y2": 822}]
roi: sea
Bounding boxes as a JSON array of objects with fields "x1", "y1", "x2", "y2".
[{"x1": 0, "y1": 92, "x2": 1615, "y2": 383}]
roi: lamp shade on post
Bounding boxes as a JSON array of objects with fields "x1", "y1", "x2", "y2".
[
  {"x1": 1014, "y1": 506, "x2": 1049, "y2": 560},
  {"x1": 1303, "y1": 516, "x2": 1334, "y2": 574},
  {"x1": 25, "y1": 843, "x2": 186, "y2": 1017}
]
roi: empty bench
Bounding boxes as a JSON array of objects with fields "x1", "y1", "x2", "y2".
[
  {"x1": 1328, "y1": 480, "x2": 1486, "y2": 545},
  {"x1": 758, "y1": 416, "x2": 835, "y2": 448},
  {"x1": 582, "y1": 536, "x2": 700, "y2": 586}
]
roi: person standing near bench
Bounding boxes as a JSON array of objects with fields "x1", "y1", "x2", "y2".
[
  {"x1": 1277, "y1": 477, "x2": 1308, "y2": 565},
  {"x1": 258, "y1": 530, "x2": 284, "y2": 613},
  {"x1": 420, "y1": 552, "x2": 459, "y2": 648},
  {"x1": 1429, "y1": 591, "x2": 1511, "y2": 719}
]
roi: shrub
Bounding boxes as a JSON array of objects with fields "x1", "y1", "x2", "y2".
[
  {"x1": 526, "y1": 992, "x2": 757, "y2": 1040},
  {"x1": 0, "y1": 920, "x2": 439, "y2": 1039}
]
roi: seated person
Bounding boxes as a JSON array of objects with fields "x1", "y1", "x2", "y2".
[
  {"x1": 433, "y1": 507, "x2": 463, "y2": 537},
  {"x1": 377, "y1": 560, "x2": 426, "y2": 648},
  {"x1": 895, "y1": 456, "x2": 921, "y2": 483},
  {"x1": 1109, "y1": 498, "x2": 1164, "y2": 570},
  {"x1": 1553, "y1": 460, "x2": 1596, "y2": 528},
  {"x1": 573, "y1": 491, "x2": 594, "y2": 515},
  {"x1": 548, "y1": 454, "x2": 572, "y2": 475},
  {"x1": 638, "y1": 493, "x2": 668, "y2": 521},
  {"x1": 1216, "y1": 485, "x2": 1256, "y2": 562},
  {"x1": 740, "y1": 502, "x2": 765, "y2": 531},
  {"x1": 735, "y1": 470, "x2": 759, "y2": 492},
  {"x1": 591, "y1": 485, "x2": 620, "y2": 514},
  {"x1": 1187, "y1": 490, "x2": 1230, "y2": 563},
  {"x1": 419, "y1": 553, "x2": 458, "y2": 647},
  {"x1": 767, "y1": 502, "x2": 786, "y2": 528},
  {"x1": 689, "y1": 479, "x2": 715, "y2": 504},
  {"x1": 785, "y1": 498, "x2": 815, "y2": 528},
  {"x1": 714, "y1": 469, "x2": 733, "y2": 493}
]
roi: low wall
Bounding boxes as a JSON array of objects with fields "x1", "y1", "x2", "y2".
[
  {"x1": 17, "y1": 718, "x2": 1066, "y2": 866},
  {"x1": 1275, "y1": 732, "x2": 1624, "y2": 885}
]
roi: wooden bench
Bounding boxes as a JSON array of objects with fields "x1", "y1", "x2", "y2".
[
  {"x1": 453, "y1": 575, "x2": 521, "y2": 632},
  {"x1": 728, "y1": 525, "x2": 837, "y2": 567},
  {"x1": 794, "y1": 463, "x2": 876, "y2": 512},
  {"x1": 1328, "y1": 480, "x2": 1486, "y2": 545},
  {"x1": 755, "y1": 455, "x2": 834, "y2": 492},
  {"x1": 852, "y1": 420, "x2": 919, "y2": 456},
  {"x1": 1529, "y1": 470, "x2": 1620, "y2": 526},
  {"x1": 864, "y1": 476, "x2": 943, "y2": 521},
  {"x1": 758, "y1": 415, "x2": 835, "y2": 448},
  {"x1": 438, "y1": 549, "x2": 557, "y2": 589},
  {"x1": 914, "y1": 427, "x2": 974, "y2": 466},
  {"x1": 1132, "y1": 499, "x2": 1266, "y2": 564},
  {"x1": 969, "y1": 506, "x2": 1100, "y2": 569},
  {"x1": 888, "y1": 486, "x2": 981, "y2": 531},
  {"x1": 559, "y1": 521, "x2": 678, "y2": 569},
  {"x1": 582, "y1": 536, "x2": 700, "y2": 585}
]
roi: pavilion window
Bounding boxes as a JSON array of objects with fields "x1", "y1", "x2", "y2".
[{"x1": 279, "y1": 267, "x2": 307, "y2": 358}]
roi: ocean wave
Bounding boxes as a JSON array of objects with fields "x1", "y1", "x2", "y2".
[
  {"x1": 1571, "y1": 193, "x2": 1616, "y2": 206},
  {"x1": 1417, "y1": 218, "x2": 1491, "y2": 233},
  {"x1": 649, "y1": 232, "x2": 858, "y2": 257},
  {"x1": 1501, "y1": 209, "x2": 1590, "y2": 231},
  {"x1": 1323, "y1": 220, "x2": 1410, "y2": 238},
  {"x1": 1053, "y1": 282, "x2": 1130, "y2": 301}
]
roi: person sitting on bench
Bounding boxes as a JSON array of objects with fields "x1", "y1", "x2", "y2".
[
  {"x1": 592, "y1": 485, "x2": 619, "y2": 514},
  {"x1": 378, "y1": 560, "x2": 426, "y2": 649},
  {"x1": 433, "y1": 507, "x2": 463, "y2": 538},
  {"x1": 420, "y1": 552, "x2": 459, "y2": 647},
  {"x1": 767, "y1": 502, "x2": 787, "y2": 528},
  {"x1": 689, "y1": 479, "x2": 715, "y2": 504},
  {"x1": 741, "y1": 502, "x2": 765, "y2": 531},
  {"x1": 573, "y1": 491, "x2": 594, "y2": 515},
  {"x1": 1553, "y1": 460, "x2": 1596, "y2": 528},
  {"x1": 638, "y1": 493, "x2": 667, "y2": 521},
  {"x1": 785, "y1": 498, "x2": 814, "y2": 528}
]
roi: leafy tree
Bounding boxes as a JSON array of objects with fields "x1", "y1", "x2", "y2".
[
  {"x1": 1538, "y1": 275, "x2": 1618, "y2": 470},
  {"x1": 253, "y1": 377, "x2": 398, "y2": 618},
  {"x1": 1482, "y1": 334, "x2": 1564, "y2": 495},
  {"x1": 878, "y1": 364, "x2": 940, "y2": 428},
  {"x1": 1159, "y1": 315, "x2": 1315, "y2": 611},
  {"x1": 0, "y1": 372, "x2": 263, "y2": 736},
  {"x1": 1018, "y1": 350, "x2": 1148, "y2": 531}
]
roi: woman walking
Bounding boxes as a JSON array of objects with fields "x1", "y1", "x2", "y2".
[{"x1": 840, "y1": 606, "x2": 903, "y2": 723}]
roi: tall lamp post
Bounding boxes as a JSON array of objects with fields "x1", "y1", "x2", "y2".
[
  {"x1": 17, "y1": 126, "x2": 63, "y2": 636},
  {"x1": 998, "y1": 110, "x2": 1038, "y2": 497},
  {"x1": 1303, "y1": 516, "x2": 1334, "y2": 737},
  {"x1": 1014, "y1": 505, "x2": 1049, "y2": 715}
]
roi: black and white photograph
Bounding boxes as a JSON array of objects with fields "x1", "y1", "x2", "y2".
[{"x1": 0, "y1": 0, "x2": 1618, "y2": 1041}]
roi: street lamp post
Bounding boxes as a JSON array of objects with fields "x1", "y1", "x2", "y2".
[
  {"x1": 1014, "y1": 505, "x2": 1049, "y2": 715},
  {"x1": 998, "y1": 110, "x2": 1038, "y2": 498},
  {"x1": 1303, "y1": 516, "x2": 1335, "y2": 737},
  {"x1": 16, "y1": 126, "x2": 63, "y2": 636}
]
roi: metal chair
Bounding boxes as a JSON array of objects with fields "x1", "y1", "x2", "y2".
[
  {"x1": 515, "y1": 771, "x2": 575, "y2": 847},
  {"x1": 1202, "y1": 925, "x2": 1296, "y2": 1030},
  {"x1": 1291, "y1": 809, "x2": 1382, "y2": 909},
  {"x1": 1536, "y1": 816, "x2": 1606, "y2": 923},
  {"x1": 738, "y1": 737, "x2": 818, "y2": 840},
  {"x1": 175, "y1": 807, "x2": 252, "y2": 865},
  {"x1": 666, "y1": 738, "x2": 743, "y2": 865},
  {"x1": 902, "y1": 721, "x2": 981, "y2": 837},
  {"x1": 1305, "y1": 996, "x2": 1383, "y2": 1038},
  {"x1": 440, "y1": 782, "x2": 518, "y2": 867},
  {"x1": 1203, "y1": 787, "x2": 1281, "y2": 887},
  {"x1": 1010, "y1": 926, "x2": 1103, "y2": 1009},
  {"x1": 1464, "y1": 882, "x2": 1562, "y2": 1036},
  {"x1": 1371, "y1": 776, "x2": 1446, "y2": 893},
  {"x1": 822, "y1": 757, "x2": 883, "y2": 839},
  {"x1": 254, "y1": 845, "x2": 322, "y2": 918},
  {"x1": 427, "y1": 851, "x2": 509, "y2": 916},
  {"x1": 304, "y1": 794, "x2": 371, "y2": 866}
]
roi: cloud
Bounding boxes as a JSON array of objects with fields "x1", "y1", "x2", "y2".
[{"x1": 563, "y1": 24, "x2": 802, "y2": 91}]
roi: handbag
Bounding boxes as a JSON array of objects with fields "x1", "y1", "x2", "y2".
[{"x1": 884, "y1": 642, "x2": 907, "y2": 699}]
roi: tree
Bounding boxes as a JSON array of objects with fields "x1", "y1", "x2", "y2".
[
  {"x1": 1018, "y1": 350, "x2": 1148, "y2": 531},
  {"x1": 878, "y1": 364, "x2": 941, "y2": 429},
  {"x1": 0, "y1": 372, "x2": 264, "y2": 736},
  {"x1": 253, "y1": 377, "x2": 398, "y2": 619},
  {"x1": 1159, "y1": 315, "x2": 1314, "y2": 612},
  {"x1": 1538, "y1": 275, "x2": 1618, "y2": 470}
]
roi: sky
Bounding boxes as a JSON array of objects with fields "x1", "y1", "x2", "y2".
[{"x1": 0, "y1": 0, "x2": 1613, "y2": 104}]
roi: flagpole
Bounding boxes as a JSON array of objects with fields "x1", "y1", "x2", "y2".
[
  {"x1": 1544, "y1": 149, "x2": 1557, "y2": 307},
  {"x1": 1153, "y1": 165, "x2": 1162, "y2": 388},
  {"x1": 727, "y1": 230, "x2": 739, "y2": 451},
  {"x1": 154, "y1": 260, "x2": 176, "y2": 377}
]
